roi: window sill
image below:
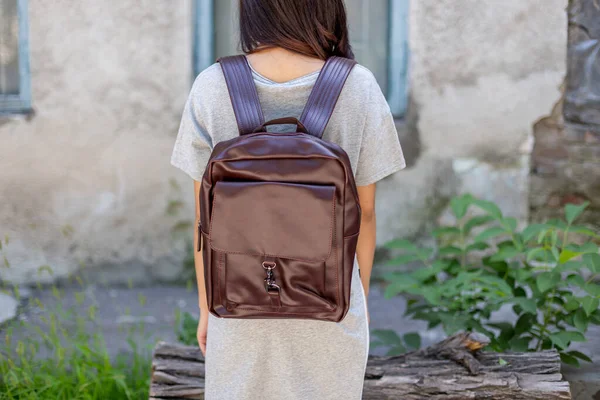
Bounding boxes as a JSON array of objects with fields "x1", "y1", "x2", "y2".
[{"x1": 0, "y1": 108, "x2": 35, "y2": 121}]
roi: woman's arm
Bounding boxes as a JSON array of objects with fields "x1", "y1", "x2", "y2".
[
  {"x1": 356, "y1": 183, "x2": 377, "y2": 297},
  {"x1": 194, "y1": 180, "x2": 209, "y2": 355}
]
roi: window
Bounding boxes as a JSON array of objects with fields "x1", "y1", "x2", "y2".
[
  {"x1": 0, "y1": 0, "x2": 30, "y2": 114},
  {"x1": 193, "y1": 0, "x2": 409, "y2": 117}
]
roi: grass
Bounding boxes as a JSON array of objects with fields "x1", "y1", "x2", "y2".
[{"x1": 0, "y1": 286, "x2": 152, "y2": 400}]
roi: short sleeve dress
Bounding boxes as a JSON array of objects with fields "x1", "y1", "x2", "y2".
[{"x1": 171, "y1": 61, "x2": 405, "y2": 400}]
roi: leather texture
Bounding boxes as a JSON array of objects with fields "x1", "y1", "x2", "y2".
[
  {"x1": 202, "y1": 56, "x2": 360, "y2": 322},
  {"x1": 252, "y1": 117, "x2": 308, "y2": 134},
  {"x1": 299, "y1": 56, "x2": 357, "y2": 138},
  {"x1": 218, "y1": 55, "x2": 265, "y2": 135}
]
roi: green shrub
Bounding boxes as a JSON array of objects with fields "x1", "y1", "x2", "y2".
[
  {"x1": 0, "y1": 286, "x2": 152, "y2": 400},
  {"x1": 375, "y1": 194, "x2": 600, "y2": 366},
  {"x1": 174, "y1": 310, "x2": 199, "y2": 347}
]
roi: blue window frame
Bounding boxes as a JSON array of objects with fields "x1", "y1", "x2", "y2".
[
  {"x1": 192, "y1": 0, "x2": 409, "y2": 118},
  {"x1": 0, "y1": 0, "x2": 31, "y2": 114}
]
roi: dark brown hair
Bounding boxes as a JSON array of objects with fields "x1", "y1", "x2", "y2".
[{"x1": 239, "y1": 0, "x2": 354, "y2": 60}]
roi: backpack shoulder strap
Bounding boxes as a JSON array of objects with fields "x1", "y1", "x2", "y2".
[
  {"x1": 218, "y1": 55, "x2": 265, "y2": 135},
  {"x1": 300, "y1": 56, "x2": 357, "y2": 139}
]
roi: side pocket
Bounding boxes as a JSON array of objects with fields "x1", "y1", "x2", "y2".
[
  {"x1": 197, "y1": 222, "x2": 202, "y2": 252},
  {"x1": 343, "y1": 231, "x2": 360, "y2": 267}
]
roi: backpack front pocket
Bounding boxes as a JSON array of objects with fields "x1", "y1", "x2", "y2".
[{"x1": 209, "y1": 181, "x2": 337, "y2": 313}]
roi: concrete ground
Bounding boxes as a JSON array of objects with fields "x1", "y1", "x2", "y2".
[{"x1": 2, "y1": 282, "x2": 599, "y2": 399}]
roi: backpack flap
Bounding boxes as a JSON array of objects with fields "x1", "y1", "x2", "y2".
[{"x1": 209, "y1": 181, "x2": 335, "y2": 261}]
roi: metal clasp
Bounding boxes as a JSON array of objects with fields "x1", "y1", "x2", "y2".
[{"x1": 262, "y1": 262, "x2": 280, "y2": 293}]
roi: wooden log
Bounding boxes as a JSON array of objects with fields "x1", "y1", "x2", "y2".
[{"x1": 149, "y1": 332, "x2": 572, "y2": 399}]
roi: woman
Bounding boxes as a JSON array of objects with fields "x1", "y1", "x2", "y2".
[{"x1": 171, "y1": 0, "x2": 405, "y2": 398}]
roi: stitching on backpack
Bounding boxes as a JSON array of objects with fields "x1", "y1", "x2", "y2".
[
  {"x1": 343, "y1": 231, "x2": 360, "y2": 239},
  {"x1": 217, "y1": 251, "x2": 223, "y2": 309},
  {"x1": 234, "y1": 305, "x2": 334, "y2": 312},
  {"x1": 333, "y1": 204, "x2": 339, "y2": 307},
  {"x1": 208, "y1": 183, "x2": 337, "y2": 263}
]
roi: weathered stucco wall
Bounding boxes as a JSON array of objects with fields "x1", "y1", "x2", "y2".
[
  {"x1": 376, "y1": 0, "x2": 567, "y2": 244},
  {"x1": 1, "y1": 0, "x2": 569, "y2": 285},
  {"x1": 0, "y1": 1, "x2": 193, "y2": 284}
]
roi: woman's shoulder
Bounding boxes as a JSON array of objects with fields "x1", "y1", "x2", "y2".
[
  {"x1": 188, "y1": 63, "x2": 227, "y2": 103},
  {"x1": 345, "y1": 63, "x2": 379, "y2": 92},
  {"x1": 338, "y1": 63, "x2": 387, "y2": 110}
]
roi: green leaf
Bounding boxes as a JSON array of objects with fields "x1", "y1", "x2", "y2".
[
  {"x1": 474, "y1": 227, "x2": 506, "y2": 242},
  {"x1": 556, "y1": 260, "x2": 584, "y2": 274},
  {"x1": 565, "y1": 201, "x2": 589, "y2": 224},
  {"x1": 566, "y1": 242, "x2": 599, "y2": 254},
  {"x1": 423, "y1": 290, "x2": 441, "y2": 306},
  {"x1": 490, "y1": 245, "x2": 521, "y2": 262},
  {"x1": 526, "y1": 247, "x2": 551, "y2": 263},
  {"x1": 410, "y1": 266, "x2": 441, "y2": 281},
  {"x1": 569, "y1": 225, "x2": 600, "y2": 238},
  {"x1": 488, "y1": 322, "x2": 514, "y2": 332},
  {"x1": 582, "y1": 297, "x2": 600, "y2": 316},
  {"x1": 583, "y1": 253, "x2": 600, "y2": 273},
  {"x1": 551, "y1": 246, "x2": 560, "y2": 262},
  {"x1": 384, "y1": 276, "x2": 420, "y2": 298},
  {"x1": 574, "y1": 309, "x2": 589, "y2": 332},
  {"x1": 560, "y1": 352, "x2": 580, "y2": 367},
  {"x1": 536, "y1": 272, "x2": 560, "y2": 293},
  {"x1": 450, "y1": 195, "x2": 473, "y2": 219},
  {"x1": 511, "y1": 298, "x2": 537, "y2": 314},
  {"x1": 438, "y1": 246, "x2": 463, "y2": 257},
  {"x1": 501, "y1": 217, "x2": 518, "y2": 232},
  {"x1": 478, "y1": 275, "x2": 513, "y2": 297},
  {"x1": 522, "y1": 224, "x2": 550, "y2": 242},
  {"x1": 566, "y1": 274, "x2": 585, "y2": 288},
  {"x1": 550, "y1": 331, "x2": 586, "y2": 349},
  {"x1": 584, "y1": 283, "x2": 600, "y2": 297},
  {"x1": 565, "y1": 296, "x2": 580, "y2": 312},
  {"x1": 566, "y1": 350, "x2": 593, "y2": 363},
  {"x1": 464, "y1": 215, "x2": 494, "y2": 235},
  {"x1": 386, "y1": 345, "x2": 407, "y2": 356},
  {"x1": 417, "y1": 248, "x2": 435, "y2": 259},
  {"x1": 514, "y1": 314, "x2": 536, "y2": 335},
  {"x1": 509, "y1": 336, "x2": 532, "y2": 352},
  {"x1": 438, "y1": 314, "x2": 470, "y2": 335},
  {"x1": 473, "y1": 199, "x2": 503, "y2": 220},
  {"x1": 559, "y1": 249, "x2": 582, "y2": 264},
  {"x1": 403, "y1": 333, "x2": 421, "y2": 350},
  {"x1": 466, "y1": 242, "x2": 489, "y2": 252},
  {"x1": 371, "y1": 329, "x2": 403, "y2": 346},
  {"x1": 432, "y1": 227, "x2": 461, "y2": 237},
  {"x1": 512, "y1": 267, "x2": 533, "y2": 281},
  {"x1": 384, "y1": 239, "x2": 419, "y2": 252},
  {"x1": 385, "y1": 253, "x2": 423, "y2": 266}
]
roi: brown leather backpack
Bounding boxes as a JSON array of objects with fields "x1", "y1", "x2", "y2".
[{"x1": 198, "y1": 55, "x2": 361, "y2": 322}]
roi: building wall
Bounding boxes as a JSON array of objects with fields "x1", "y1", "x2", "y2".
[
  {"x1": 0, "y1": 0, "x2": 569, "y2": 285},
  {"x1": 377, "y1": 0, "x2": 567, "y2": 244},
  {"x1": 0, "y1": 0, "x2": 193, "y2": 284}
]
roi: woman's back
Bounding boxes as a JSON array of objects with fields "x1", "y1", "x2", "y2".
[{"x1": 172, "y1": 54, "x2": 405, "y2": 186}]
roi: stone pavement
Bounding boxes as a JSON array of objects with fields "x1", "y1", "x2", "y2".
[{"x1": 2, "y1": 283, "x2": 599, "y2": 399}]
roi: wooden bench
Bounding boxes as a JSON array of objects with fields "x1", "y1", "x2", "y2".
[{"x1": 150, "y1": 332, "x2": 572, "y2": 399}]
